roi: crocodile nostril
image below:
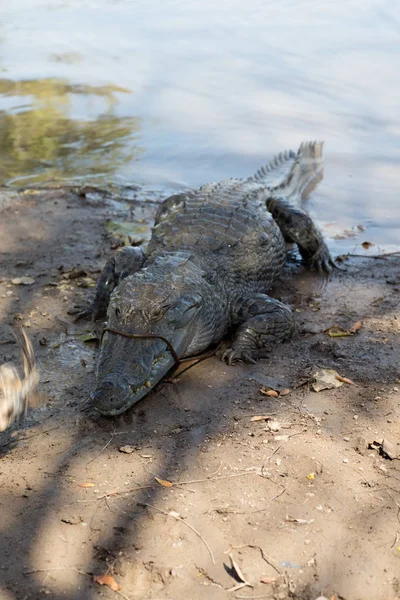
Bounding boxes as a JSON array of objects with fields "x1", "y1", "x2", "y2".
[{"x1": 89, "y1": 378, "x2": 131, "y2": 413}]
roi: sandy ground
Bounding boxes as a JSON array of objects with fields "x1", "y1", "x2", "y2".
[{"x1": 0, "y1": 188, "x2": 399, "y2": 600}]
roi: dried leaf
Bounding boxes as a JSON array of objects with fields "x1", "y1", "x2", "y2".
[
  {"x1": 93, "y1": 574, "x2": 120, "y2": 591},
  {"x1": 382, "y1": 439, "x2": 397, "y2": 460},
  {"x1": 361, "y1": 241, "x2": 374, "y2": 249},
  {"x1": 335, "y1": 374, "x2": 355, "y2": 385},
  {"x1": 279, "y1": 388, "x2": 290, "y2": 396},
  {"x1": 307, "y1": 473, "x2": 315, "y2": 480},
  {"x1": 78, "y1": 332, "x2": 99, "y2": 343},
  {"x1": 266, "y1": 420, "x2": 281, "y2": 432},
  {"x1": 260, "y1": 576, "x2": 277, "y2": 584},
  {"x1": 61, "y1": 514, "x2": 82, "y2": 525},
  {"x1": 325, "y1": 325, "x2": 353, "y2": 338},
  {"x1": 311, "y1": 369, "x2": 344, "y2": 392},
  {"x1": 78, "y1": 482, "x2": 95, "y2": 488},
  {"x1": 11, "y1": 276, "x2": 35, "y2": 285},
  {"x1": 155, "y1": 476, "x2": 173, "y2": 488},
  {"x1": 228, "y1": 553, "x2": 249, "y2": 585},
  {"x1": 250, "y1": 415, "x2": 273, "y2": 422},
  {"x1": 260, "y1": 388, "x2": 279, "y2": 397},
  {"x1": 119, "y1": 445, "x2": 135, "y2": 454},
  {"x1": 348, "y1": 321, "x2": 362, "y2": 333},
  {"x1": 285, "y1": 516, "x2": 314, "y2": 525}
]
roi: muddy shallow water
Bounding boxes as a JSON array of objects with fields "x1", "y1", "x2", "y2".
[{"x1": 1, "y1": 0, "x2": 400, "y2": 252}]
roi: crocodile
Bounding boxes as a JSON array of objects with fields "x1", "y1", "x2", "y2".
[{"x1": 88, "y1": 141, "x2": 334, "y2": 416}]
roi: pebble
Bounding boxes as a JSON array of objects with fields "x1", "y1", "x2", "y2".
[{"x1": 343, "y1": 458, "x2": 349, "y2": 464}]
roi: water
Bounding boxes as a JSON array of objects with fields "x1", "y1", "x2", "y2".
[{"x1": 1, "y1": 0, "x2": 400, "y2": 251}]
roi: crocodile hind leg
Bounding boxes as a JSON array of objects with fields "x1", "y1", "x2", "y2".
[
  {"x1": 267, "y1": 196, "x2": 335, "y2": 272},
  {"x1": 222, "y1": 293, "x2": 295, "y2": 365},
  {"x1": 83, "y1": 246, "x2": 145, "y2": 320}
]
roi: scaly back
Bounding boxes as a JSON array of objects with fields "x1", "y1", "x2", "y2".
[{"x1": 147, "y1": 141, "x2": 324, "y2": 256}]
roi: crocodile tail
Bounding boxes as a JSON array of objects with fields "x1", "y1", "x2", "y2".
[{"x1": 251, "y1": 141, "x2": 324, "y2": 202}]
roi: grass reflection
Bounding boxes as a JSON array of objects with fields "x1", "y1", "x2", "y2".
[{"x1": 0, "y1": 78, "x2": 141, "y2": 185}]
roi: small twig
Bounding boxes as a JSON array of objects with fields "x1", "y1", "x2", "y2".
[
  {"x1": 287, "y1": 430, "x2": 307, "y2": 439},
  {"x1": 261, "y1": 446, "x2": 281, "y2": 478},
  {"x1": 346, "y1": 252, "x2": 400, "y2": 259},
  {"x1": 85, "y1": 435, "x2": 114, "y2": 466},
  {"x1": 235, "y1": 595, "x2": 273, "y2": 599},
  {"x1": 227, "y1": 582, "x2": 248, "y2": 593},
  {"x1": 391, "y1": 532, "x2": 399, "y2": 549},
  {"x1": 94, "y1": 483, "x2": 154, "y2": 501},
  {"x1": 96, "y1": 470, "x2": 261, "y2": 500},
  {"x1": 225, "y1": 545, "x2": 281, "y2": 575},
  {"x1": 195, "y1": 566, "x2": 223, "y2": 588},
  {"x1": 138, "y1": 502, "x2": 215, "y2": 564},
  {"x1": 176, "y1": 471, "x2": 260, "y2": 485},
  {"x1": 214, "y1": 487, "x2": 286, "y2": 515},
  {"x1": 0, "y1": 425, "x2": 60, "y2": 450},
  {"x1": 24, "y1": 564, "x2": 134, "y2": 599},
  {"x1": 385, "y1": 491, "x2": 400, "y2": 526},
  {"x1": 226, "y1": 553, "x2": 253, "y2": 591},
  {"x1": 115, "y1": 588, "x2": 134, "y2": 600},
  {"x1": 265, "y1": 446, "x2": 282, "y2": 463},
  {"x1": 208, "y1": 461, "x2": 223, "y2": 477},
  {"x1": 23, "y1": 567, "x2": 89, "y2": 577}
]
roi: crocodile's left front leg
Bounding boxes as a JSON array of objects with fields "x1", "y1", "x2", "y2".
[
  {"x1": 78, "y1": 246, "x2": 145, "y2": 321},
  {"x1": 222, "y1": 294, "x2": 295, "y2": 365}
]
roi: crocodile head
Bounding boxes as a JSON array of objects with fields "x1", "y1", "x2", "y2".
[{"x1": 90, "y1": 269, "x2": 208, "y2": 416}]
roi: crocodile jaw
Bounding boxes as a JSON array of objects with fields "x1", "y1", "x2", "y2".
[{"x1": 90, "y1": 347, "x2": 176, "y2": 417}]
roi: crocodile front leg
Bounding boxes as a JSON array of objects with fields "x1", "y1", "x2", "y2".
[
  {"x1": 222, "y1": 294, "x2": 295, "y2": 365},
  {"x1": 267, "y1": 196, "x2": 335, "y2": 272},
  {"x1": 87, "y1": 246, "x2": 145, "y2": 320}
]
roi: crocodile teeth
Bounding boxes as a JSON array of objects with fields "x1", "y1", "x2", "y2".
[{"x1": 145, "y1": 380, "x2": 151, "y2": 388}]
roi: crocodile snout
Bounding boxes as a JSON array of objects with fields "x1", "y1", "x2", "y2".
[{"x1": 90, "y1": 378, "x2": 131, "y2": 416}]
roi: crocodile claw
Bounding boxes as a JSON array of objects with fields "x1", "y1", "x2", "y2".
[
  {"x1": 221, "y1": 348, "x2": 257, "y2": 366},
  {"x1": 307, "y1": 242, "x2": 336, "y2": 274},
  {"x1": 74, "y1": 307, "x2": 93, "y2": 322}
]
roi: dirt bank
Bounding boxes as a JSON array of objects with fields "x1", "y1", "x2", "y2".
[{"x1": 0, "y1": 188, "x2": 399, "y2": 600}]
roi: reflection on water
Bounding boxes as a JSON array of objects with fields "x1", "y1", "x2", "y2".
[
  {"x1": 0, "y1": 78, "x2": 141, "y2": 185},
  {"x1": 1, "y1": 0, "x2": 400, "y2": 250}
]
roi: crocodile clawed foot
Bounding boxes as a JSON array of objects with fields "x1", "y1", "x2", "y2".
[
  {"x1": 308, "y1": 243, "x2": 337, "y2": 274},
  {"x1": 73, "y1": 306, "x2": 93, "y2": 322},
  {"x1": 221, "y1": 348, "x2": 257, "y2": 366}
]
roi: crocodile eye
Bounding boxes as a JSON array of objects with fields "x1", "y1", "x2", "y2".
[
  {"x1": 115, "y1": 307, "x2": 121, "y2": 318},
  {"x1": 150, "y1": 307, "x2": 164, "y2": 321}
]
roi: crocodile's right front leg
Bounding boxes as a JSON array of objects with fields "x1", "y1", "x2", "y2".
[
  {"x1": 90, "y1": 246, "x2": 145, "y2": 320},
  {"x1": 222, "y1": 293, "x2": 295, "y2": 365},
  {"x1": 267, "y1": 196, "x2": 335, "y2": 272}
]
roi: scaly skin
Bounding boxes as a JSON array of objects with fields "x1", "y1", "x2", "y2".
[{"x1": 88, "y1": 141, "x2": 334, "y2": 416}]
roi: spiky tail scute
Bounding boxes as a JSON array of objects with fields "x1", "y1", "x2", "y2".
[
  {"x1": 251, "y1": 148, "x2": 297, "y2": 186},
  {"x1": 0, "y1": 328, "x2": 40, "y2": 432},
  {"x1": 251, "y1": 141, "x2": 324, "y2": 203}
]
